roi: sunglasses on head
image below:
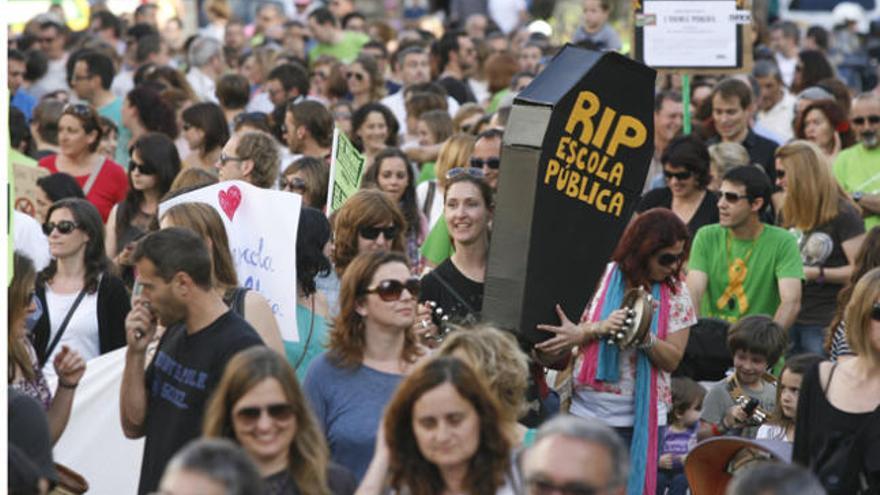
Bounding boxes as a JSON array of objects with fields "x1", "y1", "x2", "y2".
[
  {"x1": 657, "y1": 251, "x2": 685, "y2": 267},
  {"x1": 358, "y1": 225, "x2": 399, "y2": 241},
  {"x1": 64, "y1": 103, "x2": 93, "y2": 118},
  {"x1": 852, "y1": 115, "x2": 880, "y2": 125},
  {"x1": 280, "y1": 176, "x2": 307, "y2": 192},
  {"x1": 363, "y1": 278, "x2": 421, "y2": 301},
  {"x1": 470, "y1": 157, "x2": 501, "y2": 170},
  {"x1": 346, "y1": 72, "x2": 365, "y2": 82},
  {"x1": 130, "y1": 160, "x2": 157, "y2": 175},
  {"x1": 719, "y1": 190, "x2": 750, "y2": 203},
  {"x1": 663, "y1": 169, "x2": 693, "y2": 181},
  {"x1": 872, "y1": 302, "x2": 880, "y2": 322},
  {"x1": 446, "y1": 167, "x2": 485, "y2": 180},
  {"x1": 234, "y1": 403, "x2": 295, "y2": 425},
  {"x1": 42, "y1": 220, "x2": 80, "y2": 236}
]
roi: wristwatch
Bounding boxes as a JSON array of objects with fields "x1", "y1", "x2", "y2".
[{"x1": 853, "y1": 191, "x2": 864, "y2": 203}]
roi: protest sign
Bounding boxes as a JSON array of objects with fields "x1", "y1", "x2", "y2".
[
  {"x1": 327, "y1": 127, "x2": 366, "y2": 213},
  {"x1": 484, "y1": 45, "x2": 656, "y2": 345},
  {"x1": 12, "y1": 151, "x2": 48, "y2": 217},
  {"x1": 159, "y1": 180, "x2": 302, "y2": 341}
]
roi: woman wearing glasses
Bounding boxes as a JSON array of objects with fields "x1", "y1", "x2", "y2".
[
  {"x1": 32, "y1": 198, "x2": 130, "y2": 378},
  {"x1": 352, "y1": 103, "x2": 399, "y2": 168},
  {"x1": 535, "y1": 208, "x2": 695, "y2": 495},
  {"x1": 636, "y1": 135, "x2": 719, "y2": 238},
  {"x1": 280, "y1": 156, "x2": 330, "y2": 211},
  {"x1": 181, "y1": 102, "x2": 230, "y2": 171},
  {"x1": 203, "y1": 346, "x2": 357, "y2": 494},
  {"x1": 362, "y1": 148, "x2": 427, "y2": 272},
  {"x1": 105, "y1": 133, "x2": 181, "y2": 283},
  {"x1": 9, "y1": 252, "x2": 86, "y2": 444},
  {"x1": 774, "y1": 141, "x2": 865, "y2": 356},
  {"x1": 38, "y1": 103, "x2": 129, "y2": 222},
  {"x1": 303, "y1": 251, "x2": 425, "y2": 481},
  {"x1": 332, "y1": 189, "x2": 407, "y2": 277},
  {"x1": 346, "y1": 54, "x2": 385, "y2": 110}
]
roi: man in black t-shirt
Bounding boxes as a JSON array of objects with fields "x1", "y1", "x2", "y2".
[
  {"x1": 120, "y1": 228, "x2": 263, "y2": 495},
  {"x1": 435, "y1": 31, "x2": 478, "y2": 105}
]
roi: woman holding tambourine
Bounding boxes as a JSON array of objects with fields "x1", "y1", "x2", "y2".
[{"x1": 536, "y1": 208, "x2": 696, "y2": 495}]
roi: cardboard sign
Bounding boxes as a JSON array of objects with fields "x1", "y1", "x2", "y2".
[
  {"x1": 327, "y1": 128, "x2": 365, "y2": 213},
  {"x1": 12, "y1": 154, "x2": 48, "y2": 217},
  {"x1": 159, "y1": 181, "x2": 302, "y2": 341},
  {"x1": 484, "y1": 45, "x2": 656, "y2": 345}
]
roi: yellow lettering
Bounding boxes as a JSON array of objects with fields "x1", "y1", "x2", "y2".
[
  {"x1": 575, "y1": 146, "x2": 588, "y2": 170},
  {"x1": 566, "y1": 169, "x2": 580, "y2": 197},
  {"x1": 578, "y1": 174, "x2": 591, "y2": 201},
  {"x1": 565, "y1": 91, "x2": 600, "y2": 144},
  {"x1": 587, "y1": 181, "x2": 600, "y2": 203},
  {"x1": 544, "y1": 159, "x2": 560, "y2": 184},
  {"x1": 608, "y1": 116, "x2": 647, "y2": 156},
  {"x1": 587, "y1": 150, "x2": 600, "y2": 174},
  {"x1": 557, "y1": 168, "x2": 569, "y2": 190},
  {"x1": 566, "y1": 138, "x2": 577, "y2": 166},
  {"x1": 591, "y1": 106, "x2": 617, "y2": 149},
  {"x1": 609, "y1": 162, "x2": 624, "y2": 187},
  {"x1": 555, "y1": 137, "x2": 569, "y2": 162},
  {"x1": 608, "y1": 192, "x2": 625, "y2": 217},
  {"x1": 595, "y1": 155, "x2": 610, "y2": 181},
  {"x1": 595, "y1": 188, "x2": 611, "y2": 212}
]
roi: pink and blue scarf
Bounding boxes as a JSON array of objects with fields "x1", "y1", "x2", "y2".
[{"x1": 577, "y1": 264, "x2": 670, "y2": 495}]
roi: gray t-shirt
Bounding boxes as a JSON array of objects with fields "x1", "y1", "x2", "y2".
[{"x1": 701, "y1": 376, "x2": 777, "y2": 439}]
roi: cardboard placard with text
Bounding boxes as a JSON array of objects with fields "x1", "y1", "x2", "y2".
[
  {"x1": 327, "y1": 128, "x2": 366, "y2": 213},
  {"x1": 12, "y1": 157, "x2": 49, "y2": 217}
]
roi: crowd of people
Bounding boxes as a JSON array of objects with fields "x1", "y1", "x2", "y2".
[{"x1": 7, "y1": 0, "x2": 880, "y2": 494}]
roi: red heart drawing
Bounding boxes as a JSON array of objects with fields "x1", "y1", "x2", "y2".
[{"x1": 218, "y1": 185, "x2": 242, "y2": 221}]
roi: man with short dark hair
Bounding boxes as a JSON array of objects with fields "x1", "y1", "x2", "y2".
[
  {"x1": 90, "y1": 10, "x2": 125, "y2": 55},
  {"x1": 644, "y1": 90, "x2": 683, "y2": 191},
  {"x1": 264, "y1": 63, "x2": 310, "y2": 107},
  {"x1": 472, "y1": 128, "x2": 503, "y2": 190},
  {"x1": 215, "y1": 73, "x2": 250, "y2": 125},
  {"x1": 307, "y1": 7, "x2": 369, "y2": 64},
  {"x1": 436, "y1": 31, "x2": 478, "y2": 105},
  {"x1": 30, "y1": 17, "x2": 70, "y2": 99},
  {"x1": 71, "y1": 50, "x2": 131, "y2": 165},
  {"x1": 381, "y1": 47, "x2": 459, "y2": 132},
  {"x1": 770, "y1": 21, "x2": 800, "y2": 88},
  {"x1": 708, "y1": 78, "x2": 779, "y2": 180},
  {"x1": 753, "y1": 60, "x2": 796, "y2": 142},
  {"x1": 687, "y1": 166, "x2": 803, "y2": 328},
  {"x1": 834, "y1": 92, "x2": 880, "y2": 230},
  {"x1": 120, "y1": 228, "x2": 264, "y2": 495},
  {"x1": 8, "y1": 49, "x2": 35, "y2": 121},
  {"x1": 217, "y1": 131, "x2": 281, "y2": 189},
  {"x1": 285, "y1": 100, "x2": 334, "y2": 161}
]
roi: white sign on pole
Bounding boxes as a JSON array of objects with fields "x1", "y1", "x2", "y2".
[
  {"x1": 642, "y1": 1, "x2": 739, "y2": 68},
  {"x1": 159, "y1": 180, "x2": 302, "y2": 341}
]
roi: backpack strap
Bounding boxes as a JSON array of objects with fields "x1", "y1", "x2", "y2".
[{"x1": 422, "y1": 181, "x2": 436, "y2": 218}]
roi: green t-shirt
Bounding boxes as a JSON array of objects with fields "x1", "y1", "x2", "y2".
[
  {"x1": 98, "y1": 97, "x2": 131, "y2": 168},
  {"x1": 689, "y1": 224, "x2": 804, "y2": 323},
  {"x1": 417, "y1": 161, "x2": 436, "y2": 184},
  {"x1": 420, "y1": 214, "x2": 454, "y2": 265},
  {"x1": 833, "y1": 143, "x2": 880, "y2": 230},
  {"x1": 309, "y1": 32, "x2": 370, "y2": 65}
]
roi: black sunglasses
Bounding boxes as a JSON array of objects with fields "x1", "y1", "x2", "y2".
[
  {"x1": 719, "y1": 190, "x2": 751, "y2": 203},
  {"x1": 363, "y1": 278, "x2": 421, "y2": 301},
  {"x1": 663, "y1": 170, "x2": 693, "y2": 181},
  {"x1": 446, "y1": 167, "x2": 485, "y2": 180},
  {"x1": 359, "y1": 225, "x2": 398, "y2": 241},
  {"x1": 526, "y1": 477, "x2": 599, "y2": 495},
  {"x1": 234, "y1": 403, "x2": 295, "y2": 425},
  {"x1": 346, "y1": 72, "x2": 365, "y2": 82},
  {"x1": 130, "y1": 160, "x2": 157, "y2": 175},
  {"x1": 470, "y1": 157, "x2": 501, "y2": 170},
  {"x1": 280, "y1": 176, "x2": 307, "y2": 192},
  {"x1": 852, "y1": 115, "x2": 880, "y2": 125},
  {"x1": 220, "y1": 153, "x2": 244, "y2": 165},
  {"x1": 872, "y1": 302, "x2": 880, "y2": 322},
  {"x1": 657, "y1": 251, "x2": 685, "y2": 267},
  {"x1": 42, "y1": 220, "x2": 80, "y2": 236}
]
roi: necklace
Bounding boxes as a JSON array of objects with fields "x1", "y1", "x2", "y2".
[{"x1": 717, "y1": 226, "x2": 763, "y2": 312}]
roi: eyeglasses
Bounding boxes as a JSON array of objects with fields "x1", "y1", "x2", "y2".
[
  {"x1": 234, "y1": 403, "x2": 295, "y2": 425},
  {"x1": 872, "y1": 302, "x2": 880, "y2": 322},
  {"x1": 719, "y1": 190, "x2": 751, "y2": 203},
  {"x1": 346, "y1": 72, "x2": 365, "y2": 82},
  {"x1": 470, "y1": 157, "x2": 501, "y2": 169},
  {"x1": 358, "y1": 225, "x2": 399, "y2": 241},
  {"x1": 363, "y1": 278, "x2": 421, "y2": 301},
  {"x1": 220, "y1": 153, "x2": 244, "y2": 165},
  {"x1": 657, "y1": 251, "x2": 685, "y2": 267},
  {"x1": 776, "y1": 169, "x2": 786, "y2": 179},
  {"x1": 42, "y1": 220, "x2": 80, "y2": 236},
  {"x1": 130, "y1": 160, "x2": 157, "y2": 175},
  {"x1": 280, "y1": 176, "x2": 307, "y2": 192},
  {"x1": 446, "y1": 167, "x2": 485, "y2": 180},
  {"x1": 852, "y1": 115, "x2": 880, "y2": 126},
  {"x1": 525, "y1": 477, "x2": 601, "y2": 495},
  {"x1": 663, "y1": 170, "x2": 693, "y2": 181}
]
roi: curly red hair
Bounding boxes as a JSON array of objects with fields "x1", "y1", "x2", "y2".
[{"x1": 611, "y1": 208, "x2": 689, "y2": 291}]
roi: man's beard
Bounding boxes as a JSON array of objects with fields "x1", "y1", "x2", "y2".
[{"x1": 862, "y1": 131, "x2": 879, "y2": 149}]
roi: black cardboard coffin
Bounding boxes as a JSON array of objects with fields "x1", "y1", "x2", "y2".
[{"x1": 483, "y1": 45, "x2": 656, "y2": 345}]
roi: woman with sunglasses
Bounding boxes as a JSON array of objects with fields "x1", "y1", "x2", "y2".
[
  {"x1": 792, "y1": 267, "x2": 880, "y2": 495},
  {"x1": 637, "y1": 135, "x2": 719, "y2": 238},
  {"x1": 32, "y1": 198, "x2": 130, "y2": 378},
  {"x1": 9, "y1": 252, "x2": 86, "y2": 444},
  {"x1": 359, "y1": 356, "x2": 515, "y2": 495},
  {"x1": 181, "y1": 102, "x2": 231, "y2": 171},
  {"x1": 774, "y1": 141, "x2": 865, "y2": 356},
  {"x1": 332, "y1": 189, "x2": 407, "y2": 277},
  {"x1": 105, "y1": 133, "x2": 182, "y2": 284},
  {"x1": 203, "y1": 346, "x2": 357, "y2": 494},
  {"x1": 38, "y1": 103, "x2": 129, "y2": 222},
  {"x1": 303, "y1": 251, "x2": 425, "y2": 481},
  {"x1": 281, "y1": 156, "x2": 330, "y2": 210},
  {"x1": 351, "y1": 103, "x2": 399, "y2": 168},
  {"x1": 535, "y1": 208, "x2": 695, "y2": 495},
  {"x1": 311, "y1": 56, "x2": 348, "y2": 106},
  {"x1": 346, "y1": 54, "x2": 385, "y2": 110},
  {"x1": 362, "y1": 148, "x2": 427, "y2": 272}
]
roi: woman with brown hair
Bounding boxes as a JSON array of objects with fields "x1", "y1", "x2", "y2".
[
  {"x1": 774, "y1": 141, "x2": 865, "y2": 355},
  {"x1": 203, "y1": 346, "x2": 356, "y2": 494},
  {"x1": 358, "y1": 356, "x2": 515, "y2": 495},
  {"x1": 159, "y1": 202, "x2": 285, "y2": 355},
  {"x1": 332, "y1": 189, "x2": 407, "y2": 277},
  {"x1": 346, "y1": 54, "x2": 386, "y2": 110},
  {"x1": 794, "y1": 100, "x2": 855, "y2": 161},
  {"x1": 303, "y1": 251, "x2": 423, "y2": 481}
]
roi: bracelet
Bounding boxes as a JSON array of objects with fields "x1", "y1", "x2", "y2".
[
  {"x1": 638, "y1": 333, "x2": 657, "y2": 351},
  {"x1": 58, "y1": 379, "x2": 79, "y2": 389}
]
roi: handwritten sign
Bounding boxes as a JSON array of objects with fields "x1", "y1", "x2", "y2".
[
  {"x1": 12, "y1": 152, "x2": 48, "y2": 217},
  {"x1": 327, "y1": 128, "x2": 365, "y2": 213},
  {"x1": 159, "y1": 181, "x2": 302, "y2": 341}
]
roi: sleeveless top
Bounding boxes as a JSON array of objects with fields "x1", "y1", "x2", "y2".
[{"x1": 223, "y1": 287, "x2": 249, "y2": 317}]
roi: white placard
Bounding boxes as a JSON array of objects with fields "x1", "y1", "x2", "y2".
[
  {"x1": 642, "y1": 0, "x2": 738, "y2": 68},
  {"x1": 159, "y1": 181, "x2": 302, "y2": 341}
]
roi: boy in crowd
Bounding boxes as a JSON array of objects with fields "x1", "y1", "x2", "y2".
[
  {"x1": 572, "y1": 0, "x2": 621, "y2": 51},
  {"x1": 698, "y1": 315, "x2": 786, "y2": 440}
]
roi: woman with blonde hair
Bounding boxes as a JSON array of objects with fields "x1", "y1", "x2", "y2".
[
  {"x1": 707, "y1": 142, "x2": 750, "y2": 192},
  {"x1": 775, "y1": 140, "x2": 865, "y2": 356},
  {"x1": 159, "y1": 202, "x2": 285, "y2": 355},
  {"x1": 203, "y1": 346, "x2": 356, "y2": 494},
  {"x1": 332, "y1": 189, "x2": 407, "y2": 277},
  {"x1": 303, "y1": 251, "x2": 424, "y2": 480},
  {"x1": 416, "y1": 133, "x2": 476, "y2": 229}
]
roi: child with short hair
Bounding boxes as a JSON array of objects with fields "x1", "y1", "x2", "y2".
[
  {"x1": 698, "y1": 315, "x2": 787, "y2": 440},
  {"x1": 572, "y1": 0, "x2": 622, "y2": 52},
  {"x1": 756, "y1": 353, "x2": 823, "y2": 442},
  {"x1": 657, "y1": 377, "x2": 706, "y2": 495}
]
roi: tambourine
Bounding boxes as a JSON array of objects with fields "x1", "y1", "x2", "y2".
[{"x1": 606, "y1": 287, "x2": 654, "y2": 348}]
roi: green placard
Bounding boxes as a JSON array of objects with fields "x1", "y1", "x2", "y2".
[{"x1": 327, "y1": 129, "x2": 366, "y2": 213}]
